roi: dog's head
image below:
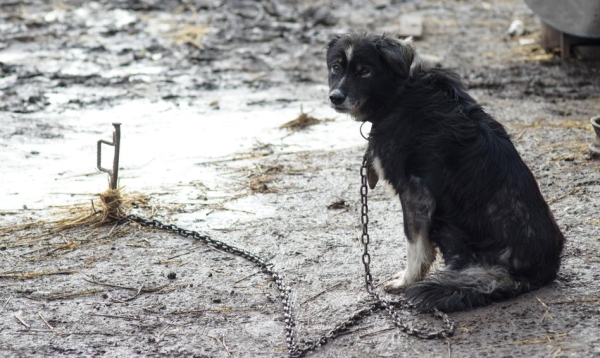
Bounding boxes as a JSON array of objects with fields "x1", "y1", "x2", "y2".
[{"x1": 326, "y1": 33, "x2": 415, "y2": 121}]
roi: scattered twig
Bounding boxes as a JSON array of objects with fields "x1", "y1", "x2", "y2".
[
  {"x1": 358, "y1": 327, "x2": 396, "y2": 339},
  {"x1": 221, "y1": 334, "x2": 232, "y2": 357},
  {"x1": 0, "y1": 222, "x2": 47, "y2": 233},
  {"x1": 91, "y1": 314, "x2": 141, "y2": 321},
  {"x1": 16, "y1": 328, "x2": 54, "y2": 333},
  {"x1": 552, "y1": 347, "x2": 563, "y2": 358},
  {"x1": 37, "y1": 312, "x2": 54, "y2": 330},
  {"x1": 106, "y1": 222, "x2": 120, "y2": 237},
  {"x1": 26, "y1": 289, "x2": 104, "y2": 301},
  {"x1": 330, "y1": 207, "x2": 351, "y2": 217},
  {"x1": 486, "y1": 333, "x2": 566, "y2": 347},
  {"x1": 547, "y1": 188, "x2": 578, "y2": 205},
  {"x1": 336, "y1": 325, "x2": 374, "y2": 337},
  {"x1": 209, "y1": 333, "x2": 232, "y2": 357},
  {"x1": 212, "y1": 227, "x2": 238, "y2": 232},
  {"x1": 547, "y1": 298, "x2": 600, "y2": 305},
  {"x1": 301, "y1": 281, "x2": 344, "y2": 305},
  {"x1": 536, "y1": 297, "x2": 554, "y2": 323},
  {"x1": 54, "y1": 172, "x2": 102, "y2": 180},
  {"x1": 155, "y1": 322, "x2": 173, "y2": 343},
  {"x1": 196, "y1": 153, "x2": 272, "y2": 165},
  {"x1": 168, "y1": 309, "x2": 206, "y2": 315},
  {"x1": 14, "y1": 314, "x2": 30, "y2": 329},
  {"x1": 283, "y1": 188, "x2": 318, "y2": 196},
  {"x1": 167, "y1": 249, "x2": 198, "y2": 260},
  {"x1": 154, "y1": 259, "x2": 183, "y2": 265},
  {"x1": 234, "y1": 271, "x2": 260, "y2": 284},
  {"x1": 97, "y1": 316, "x2": 110, "y2": 327},
  {"x1": 0, "y1": 269, "x2": 77, "y2": 280},
  {"x1": 83, "y1": 277, "x2": 167, "y2": 293},
  {"x1": 446, "y1": 338, "x2": 453, "y2": 358},
  {"x1": 167, "y1": 306, "x2": 261, "y2": 315},
  {"x1": 2, "y1": 296, "x2": 11, "y2": 310},
  {"x1": 111, "y1": 286, "x2": 143, "y2": 303}
]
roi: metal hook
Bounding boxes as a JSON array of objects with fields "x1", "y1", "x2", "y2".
[{"x1": 97, "y1": 123, "x2": 121, "y2": 190}]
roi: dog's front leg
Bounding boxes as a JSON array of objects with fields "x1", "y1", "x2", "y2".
[{"x1": 385, "y1": 177, "x2": 436, "y2": 292}]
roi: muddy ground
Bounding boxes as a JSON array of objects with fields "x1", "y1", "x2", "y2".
[{"x1": 1, "y1": 0, "x2": 600, "y2": 357}]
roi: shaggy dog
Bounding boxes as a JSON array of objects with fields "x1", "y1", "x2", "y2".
[{"x1": 326, "y1": 33, "x2": 565, "y2": 312}]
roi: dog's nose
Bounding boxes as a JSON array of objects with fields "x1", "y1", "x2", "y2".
[{"x1": 329, "y1": 90, "x2": 346, "y2": 105}]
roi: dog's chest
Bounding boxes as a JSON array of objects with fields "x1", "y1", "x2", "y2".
[{"x1": 371, "y1": 155, "x2": 398, "y2": 196}]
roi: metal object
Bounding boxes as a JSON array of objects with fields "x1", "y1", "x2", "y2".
[
  {"x1": 116, "y1": 154, "x2": 455, "y2": 357},
  {"x1": 359, "y1": 154, "x2": 455, "y2": 339},
  {"x1": 540, "y1": 22, "x2": 600, "y2": 60},
  {"x1": 97, "y1": 123, "x2": 121, "y2": 190},
  {"x1": 590, "y1": 116, "x2": 600, "y2": 154},
  {"x1": 525, "y1": 0, "x2": 600, "y2": 59},
  {"x1": 524, "y1": 0, "x2": 600, "y2": 39}
]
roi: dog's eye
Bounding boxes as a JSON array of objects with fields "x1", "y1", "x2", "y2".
[
  {"x1": 358, "y1": 68, "x2": 371, "y2": 77},
  {"x1": 331, "y1": 64, "x2": 341, "y2": 74}
]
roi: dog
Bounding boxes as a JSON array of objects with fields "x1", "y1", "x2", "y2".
[{"x1": 326, "y1": 33, "x2": 565, "y2": 312}]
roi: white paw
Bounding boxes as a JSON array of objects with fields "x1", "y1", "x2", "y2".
[
  {"x1": 384, "y1": 272, "x2": 411, "y2": 292},
  {"x1": 391, "y1": 270, "x2": 405, "y2": 280}
]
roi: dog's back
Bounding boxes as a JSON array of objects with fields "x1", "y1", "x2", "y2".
[
  {"x1": 326, "y1": 34, "x2": 565, "y2": 311},
  {"x1": 394, "y1": 67, "x2": 564, "y2": 310}
]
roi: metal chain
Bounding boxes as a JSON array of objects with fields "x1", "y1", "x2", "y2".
[
  {"x1": 359, "y1": 153, "x2": 455, "y2": 339},
  {"x1": 117, "y1": 153, "x2": 454, "y2": 357},
  {"x1": 121, "y1": 215, "x2": 301, "y2": 354}
]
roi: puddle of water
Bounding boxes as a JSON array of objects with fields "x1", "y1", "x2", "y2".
[{"x1": 1, "y1": 86, "x2": 368, "y2": 212}]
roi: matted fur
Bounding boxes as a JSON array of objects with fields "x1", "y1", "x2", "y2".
[{"x1": 326, "y1": 34, "x2": 565, "y2": 312}]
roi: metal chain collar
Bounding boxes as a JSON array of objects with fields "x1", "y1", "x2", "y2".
[{"x1": 118, "y1": 153, "x2": 454, "y2": 357}]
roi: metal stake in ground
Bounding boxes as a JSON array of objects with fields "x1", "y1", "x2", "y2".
[{"x1": 97, "y1": 123, "x2": 122, "y2": 190}]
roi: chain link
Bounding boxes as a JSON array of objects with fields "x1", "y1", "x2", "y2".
[
  {"x1": 121, "y1": 215, "x2": 301, "y2": 354},
  {"x1": 359, "y1": 153, "x2": 455, "y2": 340},
  {"x1": 117, "y1": 153, "x2": 455, "y2": 357}
]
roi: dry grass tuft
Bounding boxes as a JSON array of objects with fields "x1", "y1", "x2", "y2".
[
  {"x1": 54, "y1": 187, "x2": 147, "y2": 231},
  {"x1": 280, "y1": 108, "x2": 332, "y2": 132},
  {"x1": 327, "y1": 199, "x2": 350, "y2": 210},
  {"x1": 172, "y1": 25, "x2": 209, "y2": 49},
  {"x1": 248, "y1": 165, "x2": 283, "y2": 193},
  {"x1": 1, "y1": 188, "x2": 149, "y2": 245}
]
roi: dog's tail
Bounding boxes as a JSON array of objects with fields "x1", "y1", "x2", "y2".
[{"x1": 404, "y1": 266, "x2": 532, "y2": 312}]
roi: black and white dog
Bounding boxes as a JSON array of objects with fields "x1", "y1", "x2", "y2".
[{"x1": 326, "y1": 34, "x2": 565, "y2": 312}]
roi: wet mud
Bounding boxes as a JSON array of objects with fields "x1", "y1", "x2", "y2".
[{"x1": 1, "y1": 0, "x2": 600, "y2": 357}]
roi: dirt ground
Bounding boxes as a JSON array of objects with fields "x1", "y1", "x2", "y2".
[{"x1": 1, "y1": 0, "x2": 600, "y2": 357}]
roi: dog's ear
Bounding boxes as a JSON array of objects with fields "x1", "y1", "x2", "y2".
[
  {"x1": 328, "y1": 34, "x2": 341, "y2": 46},
  {"x1": 325, "y1": 35, "x2": 342, "y2": 59},
  {"x1": 326, "y1": 34, "x2": 342, "y2": 54},
  {"x1": 376, "y1": 35, "x2": 415, "y2": 79}
]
